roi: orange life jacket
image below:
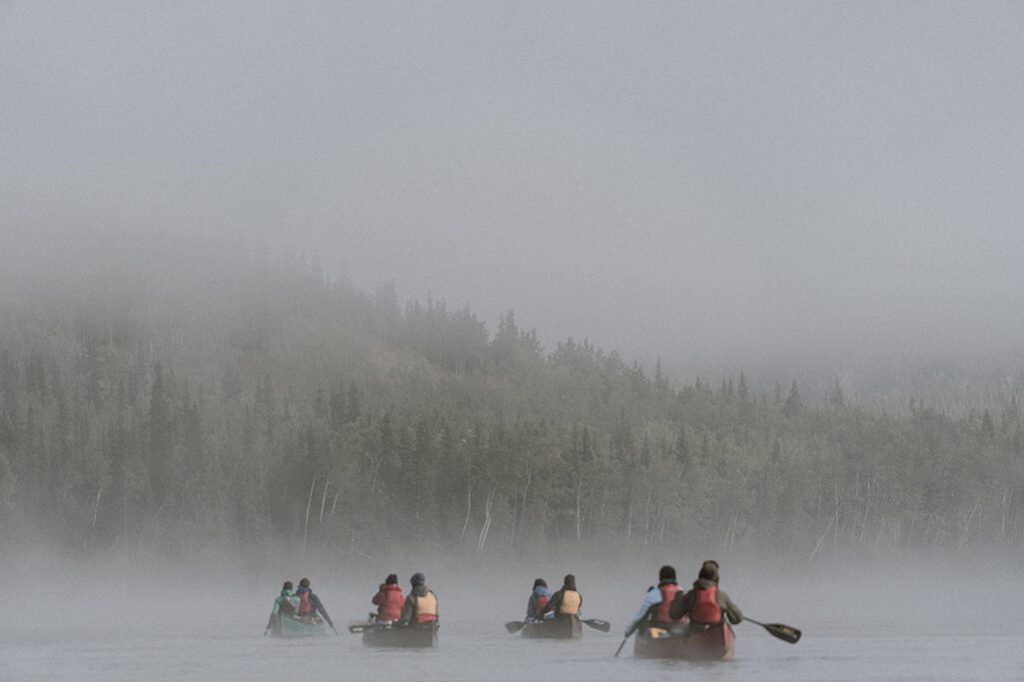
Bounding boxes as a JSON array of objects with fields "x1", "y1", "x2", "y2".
[
  {"x1": 653, "y1": 583, "x2": 681, "y2": 623},
  {"x1": 412, "y1": 591, "x2": 438, "y2": 623},
  {"x1": 690, "y1": 585, "x2": 722, "y2": 624}
]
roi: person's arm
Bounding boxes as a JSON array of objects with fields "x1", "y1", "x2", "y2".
[
  {"x1": 372, "y1": 588, "x2": 385, "y2": 606},
  {"x1": 400, "y1": 594, "x2": 413, "y2": 624},
  {"x1": 624, "y1": 587, "x2": 661, "y2": 635},
  {"x1": 718, "y1": 589, "x2": 742, "y2": 624},
  {"x1": 313, "y1": 594, "x2": 334, "y2": 627}
]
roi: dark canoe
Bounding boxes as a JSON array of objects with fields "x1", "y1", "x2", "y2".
[
  {"x1": 521, "y1": 615, "x2": 582, "y2": 639},
  {"x1": 362, "y1": 621, "x2": 439, "y2": 648},
  {"x1": 633, "y1": 622, "x2": 735, "y2": 660},
  {"x1": 270, "y1": 614, "x2": 332, "y2": 637}
]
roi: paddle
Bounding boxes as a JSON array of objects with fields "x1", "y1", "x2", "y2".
[
  {"x1": 582, "y1": 618, "x2": 611, "y2": 632},
  {"x1": 614, "y1": 622, "x2": 640, "y2": 657},
  {"x1": 505, "y1": 620, "x2": 527, "y2": 634},
  {"x1": 744, "y1": 617, "x2": 801, "y2": 644}
]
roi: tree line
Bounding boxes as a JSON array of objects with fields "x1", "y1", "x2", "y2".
[{"x1": 0, "y1": 246, "x2": 1022, "y2": 562}]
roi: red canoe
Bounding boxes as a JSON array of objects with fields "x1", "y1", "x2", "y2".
[{"x1": 633, "y1": 622, "x2": 735, "y2": 660}]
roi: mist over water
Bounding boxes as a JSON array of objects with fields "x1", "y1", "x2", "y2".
[{"x1": 3, "y1": 2, "x2": 1024, "y2": 680}]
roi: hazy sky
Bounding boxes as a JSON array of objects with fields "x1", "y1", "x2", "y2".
[{"x1": 3, "y1": 2, "x2": 1022, "y2": 370}]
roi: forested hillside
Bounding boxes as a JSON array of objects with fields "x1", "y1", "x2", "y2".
[{"x1": 1, "y1": 241, "x2": 1022, "y2": 562}]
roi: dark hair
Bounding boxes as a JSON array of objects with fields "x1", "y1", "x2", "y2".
[
  {"x1": 299, "y1": 577, "x2": 310, "y2": 588},
  {"x1": 282, "y1": 581, "x2": 293, "y2": 592},
  {"x1": 532, "y1": 578, "x2": 547, "y2": 589},
  {"x1": 698, "y1": 560, "x2": 719, "y2": 583},
  {"x1": 385, "y1": 574, "x2": 398, "y2": 585},
  {"x1": 659, "y1": 565, "x2": 677, "y2": 582}
]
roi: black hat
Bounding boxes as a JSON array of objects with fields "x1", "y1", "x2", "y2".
[
  {"x1": 659, "y1": 565, "x2": 677, "y2": 581},
  {"x1": 411, "y1": 572, "x2": 425, "y2": 586},
  {"x1": 532, "y1": 578, "x2": 547, "y2": 589},
  {"x1": 385, "y1": 574, "x2": 398, "y2": 585},
  {"x1": 563, "y1": 574, "x2": 576, "y2": 589}
]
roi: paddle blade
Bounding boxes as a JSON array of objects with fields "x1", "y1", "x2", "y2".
[
  {"x1": 505, "y1": 620, "x2": 526, "y2": 634},
  {"x1": 762, "y1": 622, "x2": 801, "y2": 644},
  {"x1": 583, "y1": 618, "x2": 611, "y2": 632}
]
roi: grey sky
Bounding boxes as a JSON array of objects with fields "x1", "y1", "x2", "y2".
[{"x1": 3, "y1": 2, "x2": 1022, "y2": 371}]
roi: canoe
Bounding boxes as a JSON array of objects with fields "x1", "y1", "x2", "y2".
[
  {"x1": 270, "y1": 614, "x2": 333, "y2": 637},
  {"x1": 521, "y1": 615, "x2": 582, "y2": 639},
  {"x1": 633, "y1": 622, "x2": 735, "y2": 660},
  {"x1": 359, "y1": 621, "x2": 439, "y2": 648}
]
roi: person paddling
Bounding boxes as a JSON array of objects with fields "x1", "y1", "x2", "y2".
[
  {"x1": 669, "y1": 560, "x2": 742, "y2": 626},
  {"x1": 265, "y1": 580, "x2": 299, "y2": 635},
  {"x1": 372, "y1": 573, "x2": 405, "y2": 623},
  {"x1": 295, "y1": 577, "x2": 335, "y2": 630},
  {"x1": 623, "y1": 564, "x2": 682, "y2": 636},
  {"x1": 536, "y1": 574, "x2": 582, "y2": 621},
  {"x1": 525, "y1": 578, "x2": 552, "y2": 622},
  {"x1": 400, "y1": 572, "x2": 438, "y2": 626}
]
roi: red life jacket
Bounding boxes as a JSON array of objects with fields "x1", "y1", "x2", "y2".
[
  {"x1": 374, "y1": 584, "x2": 405, "y2": 622},
  {"x1": 298, "y1": 590, "x2": 313, "y2": 615},
  {"x1": 652, "y1": 583, "x2": 681, "y2": 623},
  {"x1": 531, "y1": 594, "x2": 550, "y2": 618},
  {"x1": 690, "y1": 585, "x2": 722, "y2": 624}
]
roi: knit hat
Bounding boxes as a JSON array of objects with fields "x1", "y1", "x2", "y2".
[
  {"x1": 385, "y1": 574, "x2": 398, "y2": 585},
  {"x1": 411, "y1": 572, "x2": 426, "y2": 587},
  {"x1": 698, "y1": 560, "x2": 719, "y2": 583},
  {"x1": 563, "y1": 574, "x2": 576, "y2": 590},
  {"x1": 299, "y1": 577, "x2": 310, "y2": 588},
  {"x1": 532, "y1": 578, "x2": 547, "y2": 589},
  {"x1": 659, "y1": 565, "x2": 677, "y2": 582}
]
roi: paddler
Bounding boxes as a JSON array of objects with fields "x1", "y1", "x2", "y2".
[
  {"x1": 295, "y1": 577, "x2": 335, "y2": 630},
  {"x1": 525, "y1": 578, "x2": 552, "y2": 622},
  {"x1": 371, "y1": 573, "x2": 405, "y2": 623},
  {"x1": 623, "y1": 564, "x2": 682, "y2": 636},
  {"x1": 400, "y1": 572, "x2": 439, "y2": 625},
  {"x1": 669, "y1": 560, "x2": 743, "y2": 625}
]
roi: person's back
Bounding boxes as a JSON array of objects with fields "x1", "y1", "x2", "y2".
[
  {"x1": 266, "y1": 581, "x2": 299, "y2": 635},
  {"x1": 669, "y1": 560, "x2": 742, "y2": 626},
  {"x1": 275, "y1": 582, "x2": 298, "y2": 616},
  {"x1": 540, "y1": 574, "x2": 581, "y2": 619},
  {"x1": 401, "y1": 572, "x2": 438, "y2": 625},
  {"x1": 372, "y1": 574, "x2": 405, "y2": 623},
  {"x1": 525, "y1": 578, "x2": 551, "y2": 621}
]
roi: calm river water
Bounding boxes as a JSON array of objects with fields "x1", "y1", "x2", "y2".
[
  {"x1": 5, "y1": 613, "x2": 1023, "y2": 680},
  {"x1": 4, "y1": 559, "x2": 1022, "y2": 680}
]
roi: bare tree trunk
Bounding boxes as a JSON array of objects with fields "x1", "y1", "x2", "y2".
[
  {"x1": 318, "y1": 479, "x2": 330, "y2": 525},
  {"x1": 575, "y1": 481, "x2": 583, "y2": 543},
  {"x1": 460, "y1": 475, "x2": 472, "y2": 543},
  {"x1": 303, "y1": 476, "x2": 317, "y2": 554},
  {"x1": 478, "y1": 486, "x2": 496, "y2": 550}
]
